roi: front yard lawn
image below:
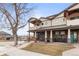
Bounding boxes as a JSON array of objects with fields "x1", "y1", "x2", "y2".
[{"x1": 22, "y1": 42, "x2": 74, "y2": 56}]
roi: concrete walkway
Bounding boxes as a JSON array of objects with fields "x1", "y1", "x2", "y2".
[
  {"x1": 2, "y1": 46, "x2": 48, "y2": 56},
  {"x1": 63, "y1": 44, "x2": 79, "y2": 56},
  {"x1": 0, "y1": 41, "x2": 48, "y2": 56}
]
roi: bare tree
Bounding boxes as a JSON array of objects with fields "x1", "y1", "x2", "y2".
[{"x1": 0, "y1": 3, "x2": 34, "y2": 46}]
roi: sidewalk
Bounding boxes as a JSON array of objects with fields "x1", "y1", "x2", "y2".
[
  {"x1": 3, "y1": 46, "x2": 48, "y2": 56},
  {"x1": 63, "y1": 44, "x2": 79, "y2": 56},
  {"x1": 0, "y1": 41, "x2": 48, "y2": 56}
]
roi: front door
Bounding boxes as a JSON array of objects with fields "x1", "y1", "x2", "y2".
[
  {"x1": 71, "y1": 32, "x2": 77, "y2": 43},
  {"x1": 37, "y1": 32, "x2": 45, "y2": 41}
]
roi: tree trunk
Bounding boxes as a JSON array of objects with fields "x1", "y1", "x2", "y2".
[
  {"x1": 13, "y1": 30, "x2": 18, "y2": 46},
  {"x1": 13, "y1": 34, "x2": 18, "y2": 46}
]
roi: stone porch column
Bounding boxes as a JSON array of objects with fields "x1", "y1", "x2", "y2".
[
  {"x1": 50, "y1": 30, "x2": 53, "y2": 43},
  {"x1": 45, "y1": 30, "x2": 47, "y2": 42},
  {"x1": 68, "y1": 29, "x2": 71, "y2": 43}
]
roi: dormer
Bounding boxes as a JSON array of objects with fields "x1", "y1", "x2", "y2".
[{"x1": 29, "y1": 17, "x2": 42, "y2": 26}]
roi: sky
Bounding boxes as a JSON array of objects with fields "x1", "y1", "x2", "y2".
[
  {"x1": 1, "y1": 3, "x2": 72, "y2": 36},
  {"x1": 31, "y1": 3, "x2": 72, "y2": 17}
]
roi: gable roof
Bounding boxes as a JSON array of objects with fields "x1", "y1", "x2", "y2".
[
  {"x1": 29, "y1": 3, "x2": 79, "y2": 22},
  {"x1": 0, "y1": 31, "x2": 11, "y2": 35},
  {"x1": 28, "y1": 17, "x2": 38, "y2": 22},
  {"x1": 29, "y1": 17, "x2": 42, "y2": 24},
  {"x1": 46, "y1": 14, "x2": 58, "y2": 20},
  {"x1": 52, "y1": 3, "x2": 78, "y2": 19}
]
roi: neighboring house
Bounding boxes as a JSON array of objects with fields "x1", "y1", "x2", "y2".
[
  {"x1": 18, "y1": 36, "x2": 27, "y2": 41},
  {"x1": 0, "y1": 31, "x2": 12, "y2": 40},
  {"x1": 28, "y1": 3, "x2": 79, "y2": 43}
]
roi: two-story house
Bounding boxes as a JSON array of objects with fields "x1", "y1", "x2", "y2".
[{"x1": 28, "y1": 3, "x2": 79, "y2": 43}]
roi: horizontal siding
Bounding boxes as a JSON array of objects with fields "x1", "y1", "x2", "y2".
[
  {"x1": 52, "y1": 17, "x2": 66, "y2": 26},
  {"x1": 55, "y1": 13, "x2": 64, "y2": 18},
  {"x1": 67, "y1": 19, "x2": 79, "y2": 26},
  {"x1": 41, "y1": 20, "x2": 51, "y2": 27}
]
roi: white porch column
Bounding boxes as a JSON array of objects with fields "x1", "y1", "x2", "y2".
[
  {"x1": 34, "y1": 31, "x2": 37, "y2": 42},
  {"x1": 45, "y1": 30, "x2": 47, "y2": 42},
  {"x1": 68, "y1": 29, "x2": 71, "y2": 43},
  {"x1": 35, "y1": 31, "x2": 37, "y2": 39},
  {"x1": 50, "y1": 30, "x2": 53, "y2": 43}
]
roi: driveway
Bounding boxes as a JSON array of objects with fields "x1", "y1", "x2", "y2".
[{"x1": 63, "y1": 43, "x2": 79, "y2": 56}]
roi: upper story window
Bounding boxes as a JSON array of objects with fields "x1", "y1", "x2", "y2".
[
  {"x1": 36, "y1": 24, "x2": 40, "y2": 26},
  {"x1": 41, "y1": 23, "x2": 44, "y2": 25}
]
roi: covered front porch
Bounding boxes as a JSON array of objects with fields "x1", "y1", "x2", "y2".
[{"x1": 33, "y1": 28, "x2": 79, "y2": 43}]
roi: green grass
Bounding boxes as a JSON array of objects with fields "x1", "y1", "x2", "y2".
[{"x1": 22, "y1": 43, "x2": 74, "y2": 56}]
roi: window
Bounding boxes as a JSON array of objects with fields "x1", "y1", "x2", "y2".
[
  {"x1": 60, "y1": 31, "x2": 65, "y2": 35},
  {"x1": 41, "y1": 23, "x2": 43, "y2": 25},
  {"x1": 37, "y1": 24, "x2": 39, "y2": 26},
  {"x1": 45, "y1": 21, "x2": 48, "y2": 25},
  {"x1": 55, "y1": 32, "x2": 59, "y2": 35}
]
